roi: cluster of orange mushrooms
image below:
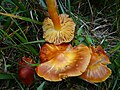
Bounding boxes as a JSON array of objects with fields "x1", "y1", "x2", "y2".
[{"x1": 18, "y1": 0, "x2": 111, "y2": 85}]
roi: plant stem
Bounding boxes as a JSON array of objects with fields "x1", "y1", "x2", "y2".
[{"x1": 46, "y1": 0, "x2": 61, "y2": 30}]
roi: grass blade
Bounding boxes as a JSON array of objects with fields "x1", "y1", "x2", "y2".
[
  {"x1": 21, "y1": 40, "x2": 45, "y2": 45},
  {"x1": 110, "y1": 41, "x2": 120, "y2": 53},
  {"x1": 11, "y1": 74, "x2": 24, "y2": 90},
  {"x1": 39, "y1": 0, "x2": 47, "y2": 9},
  {"x1": 112, "y1": 77, "x2": 118, "y2": 90},
  {"x1": 67, "y1": 0, "x2": 71, "y2": 13},
  {"x1": 58, "y1": 0, "x2": 65, "y2": 14},
  {"x1": 0, "y1": 12, "x2": 42, "y2": 25},
  {"x1": 0, "y1": 73, "x2": 14, "y2": 79},
  {"x1": 85, "y1": 35, "x2": 93, "y2": 45},
  {"x1": 37, "y1": 81, "x2": 45, "y2": 90},
  {"x1": 11, "y1": 0, "x2": 25, "y2": 10},
  {"x1": 10, "y1": 29, "x2": 28, "y2": 43},
  {"x1": 0, "y1": 29, "x2": 17, "y2": 44},
  {"x1": 1, "y1": 40, "x2": 45, "y2": 50}
]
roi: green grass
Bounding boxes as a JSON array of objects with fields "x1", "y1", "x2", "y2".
[{"x1": 0, "y1": 0, "x2": 120, "y2": 90}]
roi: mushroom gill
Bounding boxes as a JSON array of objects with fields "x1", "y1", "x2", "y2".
[{"x1": 43, "y1": 0, "x2": 76, "y2": 44}]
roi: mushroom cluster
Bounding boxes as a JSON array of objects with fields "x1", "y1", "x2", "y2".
[
  {"x1": 17, "y1": 0, "x2": 111, "y2": 85},
  {"x1": 15, "y1": 0, "x2": 111, "y2": 84},
  {"x1": 35, "y1": 0, "x2": 112, "y2": 83},
  {"x1": 36, "y1": 43, "x2": 111, "y2": 83}
]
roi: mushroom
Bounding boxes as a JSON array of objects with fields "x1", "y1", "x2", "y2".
[
  {"x1": 40, "y1": 43, "x2": 70, "y2": 63},
  {"x1": 80, "y1": 46, "x2": 112, "y2": 83},
  {"x1": 18, "y1": 57, "x2": 35, "y2": 85},
  {"x1": 43, "y1": 0, "x2": 76, "y2": 44},
  {"x1": 36, "y1": 43, "x2": 91, "y2": 81}
]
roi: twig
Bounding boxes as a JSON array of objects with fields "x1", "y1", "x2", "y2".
[{"x1": 87, "y1": 0, "x2": 94, "y2": 22}]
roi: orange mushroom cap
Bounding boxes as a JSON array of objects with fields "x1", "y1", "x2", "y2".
[
  {"x1": 40, "y1": 43, "x2": 70, "y2": 63},
  {"x1": 43, "y1": 14, "x2": 76, "y2": 44},
  {"x1": 36, "y1": 43, "x2": 91, "y2": 81},
  {"x1": 80, "y1": 46, "x2": 112, "y2": 83}
]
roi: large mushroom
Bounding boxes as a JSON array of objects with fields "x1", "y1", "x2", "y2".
[
  {"x1": 36, "y1": 43, "x2": 91, "y2": 81},
  {"x1": 80, "y1": 46, "x2": 112, "y2": 83},
  {"x1": 43, "y1": 0, "x2": 76, "y2": 44}
]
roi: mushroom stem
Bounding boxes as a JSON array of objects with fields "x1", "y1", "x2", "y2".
[{"x1": 46, "y1": 0, "x2": 61, "y2": 30}]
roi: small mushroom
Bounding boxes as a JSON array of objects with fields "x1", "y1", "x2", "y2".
[
  {"x1": 40, "y1": 43, "x2": 70, "y2": 63},
  {"x1": 36, "y1": 43, "x2": 91, "y2": 81},
  {"x1": 18, "y1": 57, "x2": 35, "y2": 85},
  {"x1": 80, "y1": 46, "x2": 112, "y2": 83},
  {"x1": 43, "y1": 0, "x2": 76, "y2": 44}
]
